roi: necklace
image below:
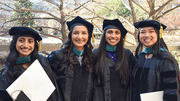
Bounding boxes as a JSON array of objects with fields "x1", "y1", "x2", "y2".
[
  {"x1": 107, "y1": 52, "x2": 116, "y2": 63},
  {"x1": 109, "y1": 53, "x2": 116, "y2": 59}
]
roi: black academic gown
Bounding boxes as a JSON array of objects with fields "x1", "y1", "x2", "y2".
[
  {"x1": 48, "y1": 49, "x2": 93, "y2": 101},
  {"x1": 132, "y1": 52, "x2": 180, "y2": 101},
  {"x1": 93, "y1": 48, "x2": 135, "y2": 101},
  {"x1": 0, "y1": 55, "x2": 60, "y2": 101}
]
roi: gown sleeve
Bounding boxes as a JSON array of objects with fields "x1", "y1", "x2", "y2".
[
  {"x1": 48, "y1": 50, "x2": 64, "y2": 75},
  {"x1": 126, "y1": 49, "x2": 136, "y2": 101},
  {"x1": 0, "y1": 67, "x2": 9, "y2": 90},
  {"x1": 160, "y1": 59, "x2": 180, "y2": 101},
  {"x1": 0, "y1": 74, "x2": 8, "y2": 90}
]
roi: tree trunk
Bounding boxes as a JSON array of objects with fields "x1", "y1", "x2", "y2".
[
  {"x1": 128, "y1": 0, "x2": 138, "y2": 44},
  {"x1": 147, "y1": 0, "x2": 155, "y2": 18},
  {"x1": 60, "y1": 0, "x2": 67, "y2": 43},
  {"x1": 61, "y1": 21, "x2": 67, "y2": 43}
]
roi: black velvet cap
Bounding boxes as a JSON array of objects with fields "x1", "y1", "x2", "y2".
[
  {"x1": 134, "y1": 19, "x2": 167, "y2": 30},
  {"x1": 9, "y1": 27, "x2": 42, "y2": 42},
  {"x1": 66, "y1": 16, "x2": 94, "y2": 37},
  {"x1": 103, "y1": 19, "x2": 127, "y2": 38}
]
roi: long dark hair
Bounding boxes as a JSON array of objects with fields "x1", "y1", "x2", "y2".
[
  {"x1": 5, "y1": 36, "x2": 39, "y2": 84},
  {"x1": 61, "y1": 29, "x2": 94, "y2": 72},
  {"x1": 135, "y1": 27, "x2": 175, "y2": 62},
  {"x1": 95, "y1": 30, "x2": 129, "y2": 86}
]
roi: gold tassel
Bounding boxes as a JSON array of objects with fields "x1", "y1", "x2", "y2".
[
  {"x1": 92, "y1": 33, "x2": 95, "y2": 43},
  {"x1": 38, "y1": 41, "x2": 42, "y2": 51},
  {"x1": 123, "y1": 35, "x2": 126, "y2": 45},
  {"x1": 159, "y1": 26, "x2": 163, "y2": 38}
]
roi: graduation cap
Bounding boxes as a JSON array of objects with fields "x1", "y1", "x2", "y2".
[
  {"x1": 134, "y1": 19, "x2": 167, "y2": 38},
  {"x1": 9, "y1": 27, "x2": 42, "y2": 42},
  {"x1": 9, "y1": 27, "x2": 42, "y2": 51},
  {"x1": 103, "y1": 19, "x2": 127, "y2": 38},
  {"x1": 0, "y1": 90, "x2": 13, "y2": 101},
  {"x1": 134, "y1": 19, "x2": 166, "y2": 30},
  {"x1": 66, "y1": 16, "x2": 95, "y2": 43}
]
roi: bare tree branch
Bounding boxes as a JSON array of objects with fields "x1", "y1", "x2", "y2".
[
  {"x1": 0, "y1": 1, "x2": 15, "y2": 10},
  {"x1": 0, "y1": 6, "x2": 61, "y2": 23},
  {"x1": 66, "y1": 0, "x2": 90, "y2": 18},
  {"x1": 1, "y1": 17, "x2": 61, "y2": 31},
  {"x1": 128, "y1": 0, "x2": 136, "y2": 23},
  {"x1": 32, "y1": 26, "x2": 61, "y2": 32},
  {"x1": 43, "y1": 0, "x2": 60, "y2": 8},
  {"x1": 76, "y1": 1, "x2": 105, "y2": 19},
  {"x1": 40, "y1": 32, "x2": 62, "y2": 40},
  {"x1": 131, "y1": 0, "x2": 149, "y2": 13},
  {"x1": 147, "y1": 0, "x2": 155, "y2": 18},
  {"x1": 22, "y1": 8, "x2": 61, "y2": 22},
  {"x1": 0, "y1": 7, "x2": 12, "y2": 12},
  {"x1": 91, "y1": 21, "x2": 103, "y2": 33},
  {"x1": 127, "y1": 0, "x2": 138, "y2": 43},
  {"x1": 167, "y1": 28, "x2": 180, "y2": 31},
  {"x1": 155, "y1": 4, "x2": 180, "y2": 20},
  {"x1": 0, "y1": 33, "x2": 8, "y2": 36},
  {"x1": 152, "y1": 0, "x2": 174, "y2": 17},
  {"x1": 92, "y1": 1, "x2": 103, "y2": 5}
]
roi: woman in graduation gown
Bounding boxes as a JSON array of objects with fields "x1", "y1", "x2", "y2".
[
  {"x1": 93, "y1": 19, "x2": 135, "y2": 101},
  {"x1": 132, "y1": 20, "x2": 180, "y2": 101},
  {"x1": 48, "y1": 16, "x2": 94, "y2": 101},
  {"x1": 0, "y1": 27, "x2": 60, "y2": 101}
]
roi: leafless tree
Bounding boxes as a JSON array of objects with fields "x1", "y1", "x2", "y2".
[
  {"x1": 0, "y1": 0, "x2": 179, "y2": 44},
  {"x1": 0, "y1": 0, "x2": 98, "y2": 43}
]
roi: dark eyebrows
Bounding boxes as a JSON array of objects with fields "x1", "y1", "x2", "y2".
[
  {"x1": 106, "y1": 30, "x2": 113, "y2": 33},
  {"x1": 72, "y1": 30, "x2": 88, "y2": 33},
  {"x1": 18, "y1": 37, "x2": 34, "y2": 41},
  {"x1": 149, "y1": 29, "x2": 155, "y2": 31},
  {"x1": 18, "y1": 37, "x2": 25, "y2": 40},
  {"x1": 28, "y1": 38, "x2": 34, "y2": 40}
]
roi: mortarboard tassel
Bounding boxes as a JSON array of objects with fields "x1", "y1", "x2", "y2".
[
  {"x1": 38, "y1": 41, "x2": 42, "y2": 51},
  {"x1": 159, "y1": 26, "x2": 163, "y2": 38},
  {"x1": 92, "y1": 32, "x2": 95, "y2": 43}
]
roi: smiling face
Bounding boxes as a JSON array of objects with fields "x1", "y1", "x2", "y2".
[
  {"x1": 105, "y1": 28, "x2": 121, "y2": 46},
  {"x1": 71, "y1": 25, "x2": 89, "y2": 51},
  {"x1": 16, "y1": 36, "x2": 35, "y2": 57},
  {"x1": 139, "y1": 27, "x2": 158, "y2": 47}
]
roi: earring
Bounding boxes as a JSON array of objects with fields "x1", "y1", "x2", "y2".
[{"x1": 86, "y1": 44, "x2": 89, "y2": 47}]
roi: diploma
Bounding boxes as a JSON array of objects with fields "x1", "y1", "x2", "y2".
[
  {"x1": 140, "y1": 91, "x2": 163, "y2": 101},
  {"x1": 6, "y1": 59, "x2": 55, "y2": 101}
]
